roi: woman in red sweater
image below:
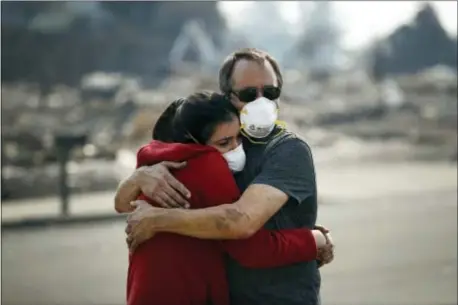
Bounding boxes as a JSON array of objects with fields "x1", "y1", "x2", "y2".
[{"x1": 127, "y1": 91, "x2": 327, "y2": 305}]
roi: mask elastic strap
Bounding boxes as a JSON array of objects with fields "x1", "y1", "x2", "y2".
[
  {"x1": 275, "y1": 120, "x2": 287, "y2": 129},
  {"x1": 186, "y1": 131, "x2": 200, "y2": 144},
  {"x1": 242, "y1": 123, "x2": 287, "y2": 145}
]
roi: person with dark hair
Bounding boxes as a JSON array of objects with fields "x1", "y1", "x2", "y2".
[
  {"x1": 126, "y1": 90, "x2": 330, "y2": 305},
  {"x1": 150, "y1": 97, "x2": 185, "y2": 142},
  {"x1": 117, "y1": 48, "x2": 334, "y2": 305}
]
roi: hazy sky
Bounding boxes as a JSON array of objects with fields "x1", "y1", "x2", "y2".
[{"x1": 218, "y1": 1, "x2": 457, "y2": 50}]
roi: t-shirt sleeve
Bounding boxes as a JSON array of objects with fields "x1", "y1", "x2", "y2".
[{"x1": 252, "y1": 137, "x2": 316, "y2": 204}]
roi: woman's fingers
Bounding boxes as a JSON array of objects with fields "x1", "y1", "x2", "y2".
[{"x1": 314, "y1": 224, "x2": 329, "y2": 234}]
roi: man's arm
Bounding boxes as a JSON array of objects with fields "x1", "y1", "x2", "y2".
[
  {"x1": 114, "y1": 161, "x2": 190, "y2": 213},
  {"x1": 114, "y1": 174, "x2": 142, "y2": 213},
  {"x1": 129, "y1": 137, "x2": 315, "y2": 239},
  {"x1": 128, "y1": 183, "x2": 286, "y2": 239}
]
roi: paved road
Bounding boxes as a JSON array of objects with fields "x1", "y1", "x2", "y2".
[{"x1": 2, "y1": 162, "x2": 457, "y2": 305}]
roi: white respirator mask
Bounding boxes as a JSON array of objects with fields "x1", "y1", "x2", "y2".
[
  {"x1": 240, "y1": 97, "x2": 279, "y2": 138},
  {"x1": 222, "y1": 143, "x2": 246, "y2": 172}
]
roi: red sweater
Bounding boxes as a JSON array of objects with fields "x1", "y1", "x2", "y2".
[{"x1": 127, "y1": 140, "x2": 318, "y2": 305}]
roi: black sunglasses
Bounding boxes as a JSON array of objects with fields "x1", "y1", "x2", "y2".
[{"x1": 231, "y1": 85, "x2": 281, "y2": 103}]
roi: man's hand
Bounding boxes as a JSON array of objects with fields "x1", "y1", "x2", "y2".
[
  {"x1": 135, "y1": 161, "x2": 191, "y2": 208},
  {"x1": 126, "y1": 200, "x2": 160, "y2": 252}
]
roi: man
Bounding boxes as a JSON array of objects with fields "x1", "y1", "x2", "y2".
[{"x1": 116, "y1": 48, "x2": 334, "y2": 305}]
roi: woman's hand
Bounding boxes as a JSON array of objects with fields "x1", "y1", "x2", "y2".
[
  {"x1": 314, "y1": 224, "x2": 329, "y2": 235},
  {"x1": 314, "y1": 224, "x2": 335, "y2": 267},
  {"x1": 312, "y1": 230, "x2": 327, "y2": 248},
  {"x1": 126, "y1": 200, "x2": 160, "y2": 252},
  {"x1": 317, "y1": 240, "x2": 334, "y2": 267}
]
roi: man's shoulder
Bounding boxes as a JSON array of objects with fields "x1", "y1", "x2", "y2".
[{"x1": 266, "y1": 130, "x2": 311, "y2": 156}]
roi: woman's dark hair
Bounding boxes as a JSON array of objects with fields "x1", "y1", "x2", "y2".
[
  {"x1": 152, "y1": 98, "x2": 185, "y2": 142},
  {"x1": 152, "y1": 91, "x2": 238, "y2": 145}
]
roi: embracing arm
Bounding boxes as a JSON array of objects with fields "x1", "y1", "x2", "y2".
[
  {"x1": 115, "y1": 173, "x2": 141, "y2": 213},
  {"x1": 143, "y1": 137, "x2": 316, "y2": 240},
  {"x1": 220, "y1": 228, "x2": 327, "y2": 268},
  {"x1": 115, "y1": 146, "x2": 148, "y2": 214},
  {"x1": 146, "y1": 183, "x2": 287, "y2": 239},
  {"x1": 114, "y1": 143, "x2": 190, "y2": 213},
  {"x1": 126, "y1": 139, "x2": 335, "y2": 264}
]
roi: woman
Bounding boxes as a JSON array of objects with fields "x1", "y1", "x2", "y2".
[{"x1": 127, "y1": 91, "x2": 327, "y2": 305}]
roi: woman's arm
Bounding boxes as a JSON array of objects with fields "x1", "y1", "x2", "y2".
[
  {"x1": 219, "y1": 228, "x2": 326, "y2": 268},
  {"x1": 193, "y1": 152, "x2": 325, "y2": 268}
]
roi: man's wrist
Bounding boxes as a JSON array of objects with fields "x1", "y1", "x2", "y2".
[
  {"x1": 143, "y1": 207, "x2": 174, "y2": 233},
  {"x1": 130, "y1": 167, "x2": 150, "y2": 190},
  {"x1": 130, "y1": 168, "x2": 144, "y2": 185}
]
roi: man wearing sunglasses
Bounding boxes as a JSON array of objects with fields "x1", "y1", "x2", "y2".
[{"x1": 116, "y1": 48, "x2": 334, "y2": 305}]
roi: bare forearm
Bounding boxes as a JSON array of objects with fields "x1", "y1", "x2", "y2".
[
  {"x1": 149, "y1": 204, "x2": 252, "y2": 239},
  {"x1": 148, "y1": 184, "x2": 288, "y2": 239},
  {"x1": 114, "y1": 176, "x2": 141, "y2": 213}
]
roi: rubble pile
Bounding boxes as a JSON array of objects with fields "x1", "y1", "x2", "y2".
[
  {"x1": 2, "y1": 73, "x2": 141, "y2": 168},
  {"x1": 2, "y1": 67, "x2": 456, "y2": 200},
  {"x1": 283, "y1": 65, "x2": 457, "y2": 163}
]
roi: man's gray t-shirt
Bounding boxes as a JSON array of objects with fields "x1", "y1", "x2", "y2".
[{"x1": 227, "y1": 127, "x2": 320, "y2": 305}]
